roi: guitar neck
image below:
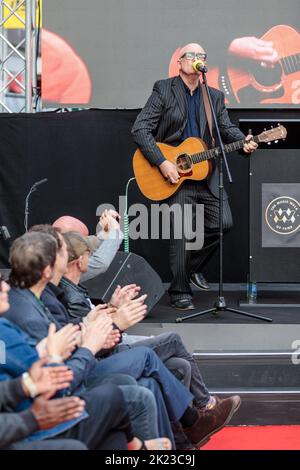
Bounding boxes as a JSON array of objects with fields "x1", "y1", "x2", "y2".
[
  {"x1": 281, "y1": 53, "x2": 300, "y2": 75},
  {"x1": 192, "y1": 135, "x2": 259, "y2": 164}
]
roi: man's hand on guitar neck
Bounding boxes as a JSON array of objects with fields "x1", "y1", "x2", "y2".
[
  {"x1": 243, "y1": 134, "x2": 258, "y2": 154},
  {"x1": 228, "y1": 37, "x2": 279, "y2": 65},
  {"x1": 159, "y1": 160, "x2": 180, "y2": 184}
]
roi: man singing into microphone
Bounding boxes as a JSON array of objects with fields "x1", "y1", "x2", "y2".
[{"x1": 132, "y1": 43, "x2": 257, "y2": 311}]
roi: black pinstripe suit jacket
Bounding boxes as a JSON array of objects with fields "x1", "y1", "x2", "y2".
[{"x1": 132, "y1": 75, "x2": 245, "y2": 198}]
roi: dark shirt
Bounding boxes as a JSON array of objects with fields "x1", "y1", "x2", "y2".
[
  {"x1": 156, "y1": 78, "x2": 201, "y2": 166},
  {"x1": 41, "y1": 283, "x2": 81, "y2": 326},
  {"x1": 58, "y1": 277, "x2": 122, "y2": 355},
  {"x1": 181, "y1": 80, "x2": 201, "y2": 141},
  {"x1": 27, "y1": 289, "x2": 61, "y2": 330}
]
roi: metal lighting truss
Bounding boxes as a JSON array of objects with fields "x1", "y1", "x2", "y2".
[{"x1": 0, "y1": 0, "x2": 39, "y2": 113}]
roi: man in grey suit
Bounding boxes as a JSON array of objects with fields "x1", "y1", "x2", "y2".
[{"x1": 132, "y1": 42, "x2": 257, "y2": 310}]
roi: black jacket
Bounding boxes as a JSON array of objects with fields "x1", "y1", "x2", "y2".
[
  {"x1": 59, "y1": 277, "x2": 92, "y2": 320},
  {"x1": 132, "y1": 75, "x2": 245, "y2": 199}
]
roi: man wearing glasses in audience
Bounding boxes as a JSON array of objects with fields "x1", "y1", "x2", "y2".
[{"x1": 132, "y1": 42, "x2": 257, "y2": 311}]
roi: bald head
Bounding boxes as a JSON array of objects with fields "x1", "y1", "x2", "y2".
[
  {"x1": 179, "y1": 43, "x2": 205, "y2": 58},
  {"x1": 52, "y1": 216, "x2": 89, "y2": 236},
  {"x1": 177, "y1": 42, "x2": 207, "y2": 80}
]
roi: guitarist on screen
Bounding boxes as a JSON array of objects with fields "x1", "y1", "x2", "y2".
[{"x1": 132, "y1": 42, "x2": 257, "y2": 311}]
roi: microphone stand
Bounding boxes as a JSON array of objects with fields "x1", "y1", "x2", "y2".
[
  {"x1": 24, "y1": 179, "x2": 48, "y2": 232},
  {"x1": 176, "y1": 70, "x2": 272, "y2": 323}
]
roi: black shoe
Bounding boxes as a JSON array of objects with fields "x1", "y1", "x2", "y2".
[
  {"x1": 190, "y1": 272, "x2": 210, "y2": 290},
  {"x1": 171, "y1": 298, "x2": 195, "y2": 310}
]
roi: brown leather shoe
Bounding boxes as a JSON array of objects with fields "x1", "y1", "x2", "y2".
[
  {"x1": 183, "y1": 395, "x2": 241, "y2": 447},
  {"x1": 214, "y1": 395, "x2": 241, "y2": 411}
]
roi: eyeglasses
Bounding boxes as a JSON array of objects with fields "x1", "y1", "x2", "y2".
[{"x1": 180, "y1": 52, "x2": 207, "y2": 61}]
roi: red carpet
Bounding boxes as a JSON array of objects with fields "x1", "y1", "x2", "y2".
[{"x1": 202, "y1": 426, "x2": 300, "y2": 450}]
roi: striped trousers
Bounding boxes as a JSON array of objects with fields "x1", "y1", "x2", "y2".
[{"x1": 167, "y1": 180, "x2": 233, "y2": 301}]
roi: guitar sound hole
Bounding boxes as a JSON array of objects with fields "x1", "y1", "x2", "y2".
[
  {"x1": 176, "y1": 153, "x2": 192, "y2": 172},
  {"x1": 252, "y1": 61, "x2": 282, "y2": 88}
]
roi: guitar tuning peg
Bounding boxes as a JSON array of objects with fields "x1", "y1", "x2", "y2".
[
  {"x1": 267, "y1": 142, "x2": 271, "y2": 145},
  {"x1": 264, "y1": 128, "x2": 266, "y2": 132},
  {"x1": 271, "y1": 125, "x2": 273, "y2": 129},
  {"x1": 275, "y1": 140, "x2": 278, "y2": 144}
]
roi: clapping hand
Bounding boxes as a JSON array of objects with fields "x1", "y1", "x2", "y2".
[
  {"x1": 110, "y1": 284, "x2": 141, "y2": 308},
  {"x1": 24, "y1": 358, "x2": 74, "y2": 399},
  {"x1": 101, "y1": 329, "x2": 121, "y2": 349},
  {"x1": 46, "y1": 323, "x2": 81, "y2": 360},
  {"x1": 31, "y1": 396, "x2": 85, "y2": 430},
  {"x1": 80, "y1": 313, "x2": 113, "y2": 355},
  {"x1": 99, "y1": 209, "x2": 120, "y2": 234},
  {"x1": 85, "y1": 303, "x2": 116, "y2": 324},
  {"x1": 111, "y1": 294, "x2": 148, "y2": 331}
]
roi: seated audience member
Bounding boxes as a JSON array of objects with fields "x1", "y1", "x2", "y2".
[
  {"x1": 4, "y1": 230, "x2": 236, "y2": 449},
  {"x1": 0, "y1": 351, "x2": 88, "y2": 450},
  {"x1": 48, "y1": 221, "x2": 238, "y2": 428},
  {"x1": 0, "y1": 276, "x2": 169, "y2": 450},
  {"x1": 53, "y1": 211, "x2": 123, "y2": 281},
  {"x1": 26, "y1": 226, "x2": 174, "y2": 445},
  {"x1": 59, "y1": 231, "x2": 241, "y2": 440},
  {"x1": 4, "y1": 232, "x2": 174, "y2": 446},
  {"x1": 35, "y1": 226, "x2": 180, "y2": 447}
]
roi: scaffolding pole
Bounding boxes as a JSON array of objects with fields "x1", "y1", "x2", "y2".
[
  {"x1": 0, "y1": 0, "x2": 38, "y2": 113},
  {"x1": 25, "y1": 0, "x2": 31, "y2": 112}
]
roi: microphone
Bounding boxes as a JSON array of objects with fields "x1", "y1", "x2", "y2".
[
  {"x1": 24, "y1": 178, "x2": 48, "y2": 231},
  {"x1": 32, "y1": 178, "x2": 48, "y2": 187},
  {"x1": 193, "y1": 60, "x2": 208, "y2": 73}
]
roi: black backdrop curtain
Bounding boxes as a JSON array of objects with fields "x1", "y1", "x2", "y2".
[{"x1": 0, "y1": 108, "x2": 297, "y2": 282}]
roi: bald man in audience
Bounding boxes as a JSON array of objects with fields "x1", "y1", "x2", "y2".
[{"x1": 53, "y1": 211, "x2": 123, "y2": 281}]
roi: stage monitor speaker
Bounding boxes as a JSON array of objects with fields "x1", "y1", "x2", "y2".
[
  {"x1": 249, "y1": 148, "x2": 300, "y2": 282},
  {"x1": 82, "y1": 251, "x2": 165, "y2": 314}
]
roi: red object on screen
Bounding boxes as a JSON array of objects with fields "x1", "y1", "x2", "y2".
[
  {"x1": 41, "y1": 28, "x2": 92, "y2": 104},
  {"x1": 168, "y1": 47, "x2": 224, "y2": 99},
  {"x1": 169, "y1": 26, "x2": 300, "y2": 106},
  {"x1": 168, "y1": 48, "x2": 181, "y2": 77}
]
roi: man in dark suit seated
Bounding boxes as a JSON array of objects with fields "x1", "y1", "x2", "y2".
[{"x1": 132, "y1": 42, "x2": 257, "y2": 310}]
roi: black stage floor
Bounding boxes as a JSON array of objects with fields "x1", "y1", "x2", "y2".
[{"x1": 145, "y1": 290, "x2": 300, "y2": 324}]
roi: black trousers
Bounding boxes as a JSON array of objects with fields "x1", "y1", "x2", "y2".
[
  {"x1": 168, "y1": 181, "x2": 233, "y2": 300},
  {"x1": 54, "y1": 383, "x2": 133, "y2": 450}
]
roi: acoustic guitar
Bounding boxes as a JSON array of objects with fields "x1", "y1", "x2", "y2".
[
  {"x1": 133, "y1": 125, "x2": 287, "y2": 201},
  {"x1": 206, "y1": 25, "x2": 300, "y2": 105}
]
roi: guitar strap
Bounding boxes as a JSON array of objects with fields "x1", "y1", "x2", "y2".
[{"x1": 200, "y1": 83, "x2": 215, "y2": 147}]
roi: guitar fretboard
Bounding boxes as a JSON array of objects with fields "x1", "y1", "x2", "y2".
[
  {"x1": 281, "y1": 53, "x2": 300, "y2": 75},
  {"x1": 191, "y1": 136, "x2": 259, "y2": 164}
]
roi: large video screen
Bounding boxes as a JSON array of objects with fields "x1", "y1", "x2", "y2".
[{"x1": 42, "y1": 0, "x2": 300, "y2": 109}]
